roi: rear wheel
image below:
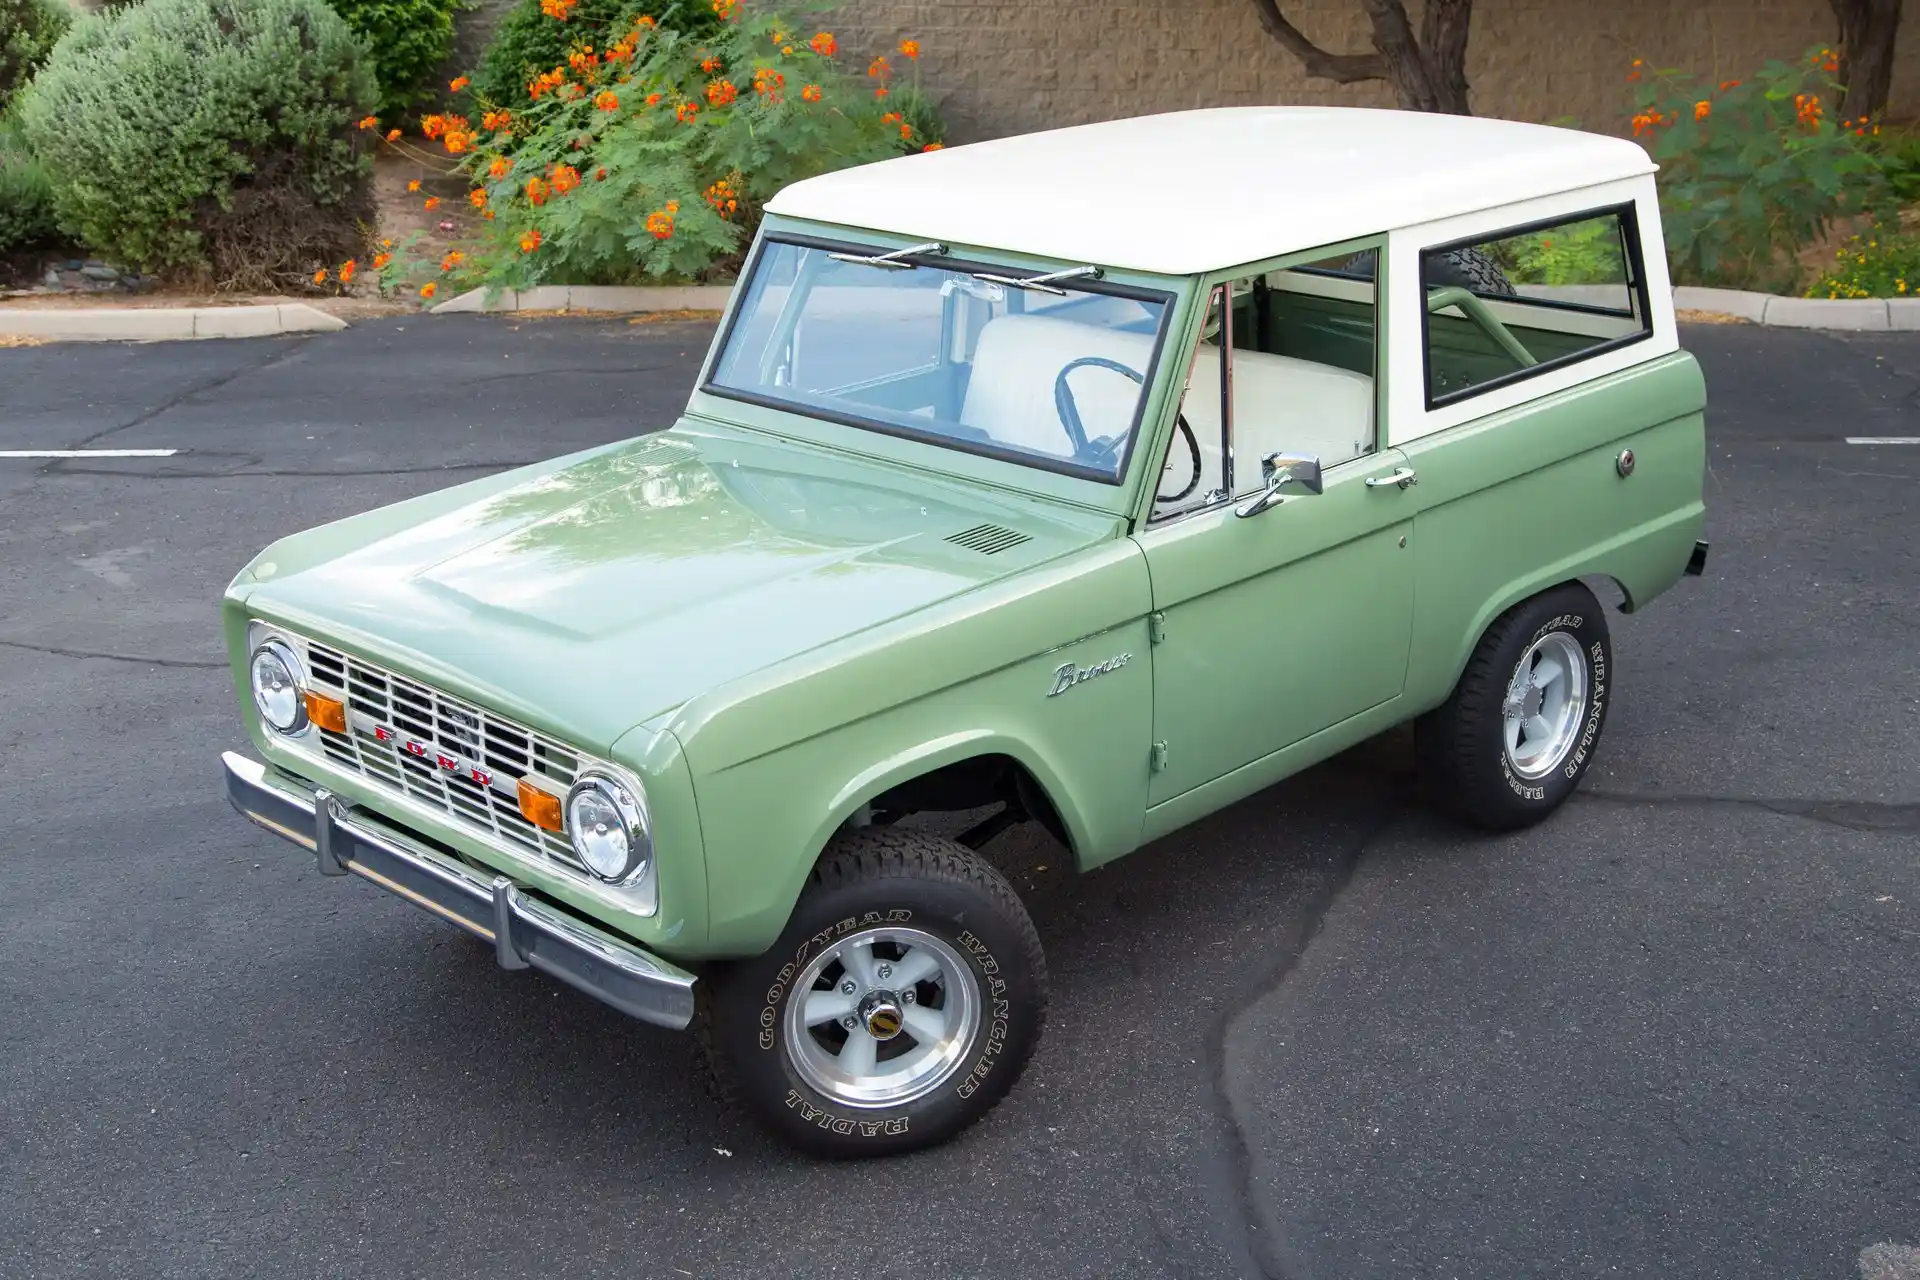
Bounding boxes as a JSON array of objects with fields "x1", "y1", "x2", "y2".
[
  {"x1": 705, "y1": 827, "x2": 1047, "y2": 1157},
  {"x1": 1418, "y1": 584, "x2": 1611, "y2": 830}
]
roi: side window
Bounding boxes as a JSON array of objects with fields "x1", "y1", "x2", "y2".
[
  {"x1": 1151, "y1": 250, "x2": 1380, "y2": 519},
  {"x1": 1421, "y1": 206, "x2": 1651, "y2": 406}
]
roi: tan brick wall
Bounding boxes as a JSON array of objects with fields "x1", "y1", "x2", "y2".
[{"x1": 825, "y1": 0, "x2": 1920, "y2": 142}]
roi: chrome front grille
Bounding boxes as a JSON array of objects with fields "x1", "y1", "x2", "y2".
[{"x1": 294, "y1": 636, "x2": 586, "y2": 870}]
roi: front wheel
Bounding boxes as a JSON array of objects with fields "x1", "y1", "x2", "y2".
[
  {"x1": 705, "y1": 827, "x2": 1047, "y2": 1157},
  {"x1": 1417, "y1": 583, "x2": 1612, "y2": 830}
]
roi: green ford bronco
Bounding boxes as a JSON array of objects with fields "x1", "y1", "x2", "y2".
[{"x1": 222, "y1": 107, "x2": 1707, "y2": 1156}]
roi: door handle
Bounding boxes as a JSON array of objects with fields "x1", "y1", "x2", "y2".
[{"x1": 1365, "y1": 467, "x2": 1418, "y2": 490}]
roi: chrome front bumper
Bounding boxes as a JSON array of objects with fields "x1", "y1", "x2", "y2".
[{"x1": 222, "y1": 751, "x2": 697, "y2": 1030}]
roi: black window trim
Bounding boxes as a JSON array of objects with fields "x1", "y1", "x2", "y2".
[
  {"x1": 699, "y1": 231, "x2": 1178, "y2": 487},
  {"x1": 1418, "y1": 201, "x2": 1653, "y2": 413}
]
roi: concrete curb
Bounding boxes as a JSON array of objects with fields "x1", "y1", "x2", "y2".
[
  {"x1": 431, "y1": 284, "x2": 733, "y2": 315},
  {"x1": 1672, "y1": 286, "x2": 1919, "y2": 331},
  {"x1": 0, "y1": 303, "x2": 347, "y2": 343}
]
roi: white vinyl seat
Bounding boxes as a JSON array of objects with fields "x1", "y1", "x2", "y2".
[
  {"x1": 961, "y1": 314, "x2": 1160, "y2": 459},
  {"x1": 1178, "y1": 344, "x2": 1374, "y2": 497}
]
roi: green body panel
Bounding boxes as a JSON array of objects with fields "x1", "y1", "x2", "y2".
[
  {"x1": 1134, "y1": 453, "x2": 1416, "y2": 804},
  {"x1": 1398, "y1": 350, "x2": 1708, "y2": 707}
]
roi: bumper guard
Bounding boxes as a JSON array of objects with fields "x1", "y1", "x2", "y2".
[{"x1": 222, "y1": 751, "x2": 696, "y2": 1030}]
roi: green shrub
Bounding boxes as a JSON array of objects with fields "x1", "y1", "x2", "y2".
[
  {"x1": 0, "y1": 0, "x2": 71, "y2": 112},
  {"x1": 0, "y1": 116, "x2": 57, "y2": 251},
  {"x1": 470, "y1": 0, "x2": 721, "y2": 111},
  {"x1": 18, "y1": 0, "x2": 376, "y2": 287},
  {"x1": 1628, "y1": 46, "x2": 1893, "y2": 293},
  {"x1": 1806, "y1": 229, "x2": 1920, "y2": 298},
  {"x1": 383, "y1": 6, "x2": 931, "y2": 293},
  {"x1": 1871, "y1": 128, "x2": 1920, "y2": 205},
  {"x1": 330, "y1": 0, "x2": 459, "y2": 120}
]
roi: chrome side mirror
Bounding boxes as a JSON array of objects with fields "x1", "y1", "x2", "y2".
[{"x1": 1234, "y1": 452, "x2": 1323, "y2": 518}]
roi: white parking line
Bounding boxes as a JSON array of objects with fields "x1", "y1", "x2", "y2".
[
  {"x1": 1845, "y1": 437, "x2": 1920, "y2": 445},
  {"x1": 0, "y1": 448, "x2": 180, "y2": 458}
]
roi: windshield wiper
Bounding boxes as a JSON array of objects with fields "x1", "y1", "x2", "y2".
[
  {"x1": 826, "y1": 241, "x2": 945, "y2": 270},
  {"x1": 968, "y1": 264, "x2": 1102, "y2": 296}
]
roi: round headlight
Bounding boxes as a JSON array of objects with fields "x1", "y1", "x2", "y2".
[
  {"x1": 565, "y1": 773, "x2": 650, "y2": 883},
  {"x1": 249, "y1": 638, "x2": 308, "y2": 734}
]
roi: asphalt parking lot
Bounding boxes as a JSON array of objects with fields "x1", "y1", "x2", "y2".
[{"x1": 1, "y1": 316, "x2": 1915, "y2": 1280}]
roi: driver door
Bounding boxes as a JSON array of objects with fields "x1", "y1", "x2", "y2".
[{"x1": 1133, "y1": 261, "x2": 1417, "y2": 807}]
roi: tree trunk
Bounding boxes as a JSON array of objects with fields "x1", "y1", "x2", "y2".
[
  {"x1": 1248, "y1": 0, "x2": 1474, "y2": 115},
  {"x1": 1829, "y1": 0, "x2": 1903, "y2": 120}
]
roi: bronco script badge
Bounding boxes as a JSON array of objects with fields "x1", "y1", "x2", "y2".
[{"x1": 1047, "y1": 653, "x2": 1132, "y2": 698}]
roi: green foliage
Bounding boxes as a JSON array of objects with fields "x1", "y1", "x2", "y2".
[
  {"x1": 1491, "y1": 217, "x2": 1625, "y2": 286},
  {"x1": 889, "y1": 83, "x2": 944, "y2": 153},
  {"x1": 330, "y1": 0, "x2": 459, "y2": 120},
  {"x1": 17, "y1": 0, "x2": 376, "y2": 286},
  {"x1": 0, "y1": 0, "x2": 71, "y2": 112},
  {"x1": 1629, "y1": 46, "x2": 1893, "y2": 293},
  {"x1": 1805, "y1": 228, "x2": 1920, "y2": 298},
  {"x1": 1870, "y1": 127, "x2": 1920, "y2": 205},
  {"x1": 0, "y1": 114, "x2": 58, "y2": 251},
  {"x1": 470, "y1": 0, "x2": 721, "y2": 111},
  {"x1": 400, "y1": 6, "x2": 926, "y2": 291}
]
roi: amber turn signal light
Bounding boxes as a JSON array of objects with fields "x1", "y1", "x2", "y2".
[
  {"x1": 305, "y1": 691, "x2": 348, "y2": 734},
  {"x1": 518, "y1": 777, "x2": 565, "y2": 832}
]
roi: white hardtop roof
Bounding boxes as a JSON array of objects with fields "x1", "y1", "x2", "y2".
[{"x1": 767, "y1": 107, "x2": 1656, "y2": 276}]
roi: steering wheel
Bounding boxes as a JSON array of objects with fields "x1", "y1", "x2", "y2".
[
  {"x1": 1156, "y1": 416, "x2": 1201, "y2": 504},
  {"x1": 1053, "y1": 356, "x2": 1144, "y2": 469}
]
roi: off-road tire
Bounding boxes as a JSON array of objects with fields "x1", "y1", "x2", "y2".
[
  {"x1": 1417, "y1": 583, "x2": 1611, "y2": 831},
  {"x1": 1341, "y1": 245, "x2": 1518, "y2": 297},
  {"x1": 705, "y1": 827, "x2": 1047, "y2": 1158}
]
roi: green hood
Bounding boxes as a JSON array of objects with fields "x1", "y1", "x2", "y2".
[{"x1": 239, "y1": 420, "x2": 1114, "y2": 753}]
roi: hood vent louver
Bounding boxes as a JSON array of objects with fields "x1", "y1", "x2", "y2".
[{"x1": 945, "y1": 523, "x2": 1031, "y2": 555}]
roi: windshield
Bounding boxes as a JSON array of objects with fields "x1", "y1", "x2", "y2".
[{"x1": 705, "y1": 238, "x2": 1173, "y2": 482}]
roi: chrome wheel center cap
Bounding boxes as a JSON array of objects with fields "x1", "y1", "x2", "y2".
[{"x1": 859, "y1": 991, "x2": 905, "y2": 1041}]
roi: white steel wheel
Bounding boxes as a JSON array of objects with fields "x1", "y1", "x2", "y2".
[
  {"x1": 782, "y1": 926, "x2": 981, "y2": 1109},
  {"x1": 1501, "y1": 631, "x2": 1589, "y2": 780}
]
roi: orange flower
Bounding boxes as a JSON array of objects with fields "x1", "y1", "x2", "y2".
[
  {"x1": 484, "y1": 210, "x2": 495, "y2": 220},
  {"x1": 706, "y1": 79, "x2": 737, "y2": 106},
  {"x1": 385, "y1": 128, "x2": 401, "y2": 142},
  {"x1": 753, "y1": 67, "x2": 785, "y2": 99},
  {"x1": 419, "y1": 282, "x2": 438, "y2": 299},
  {"x1": 1693, "y1": 99, "x2": 1710, "y2": 120},
  {"x1": 873, "y1": 86, "x2": 888, "y2": 98},
  {"x1": 1719, "y1": 79, "x2": 1741, "y2": 91},
  {"x1": 868, "y1": 55, "x2": 890, "y2": 79},
  {"x1": 644, "y1": 209, "x2": 674, "y2": 239},
  {"x1": 676, "y1": 100, "x2": 699, "y2": 123},
  {"x1": 482, "y1": 109, "x2": 512, "y2": 131},
  {"x1": 921, "y1": 141, "x2": 943, "y2": 152},
  {"x1": 881, "y1": 111, "x2": 900, "y2": 124},
  {"x1": 539, "y1": 0, "x2": 574, "y2": 17},
  {"x1": 899, "y1": 39, "x2": 920, "y2": 60},
  {"x1": 526, "y1": 175, "x2": 550, "y2": 205},
  {"x1": 552, "y1": 163, "x2": 580, "y2": 194},
  {"x1": 312, "y1": 268, "x2": 327, "y2": 284},
  {"x1": 782, "y1": 45, "x2": 793, "y2": 55},
  {"x1": 594, "y1": 89, "x2": 620, "y2": 111},
  {"x1": 712, "y1": 0, "x2": 738, "y2": 18},
  {"x1": 469, "y1": 188, "x2": 487, "y2": 208},
  {"x1": 568, "y1": 48, "x2": 599, "y2": 73},
  {"x1": 898, "y1": 121, "x2": 913, "y2": 140},
  {"x1": 595, "y1": 166, "x2": 607, "y2": 180},
  {"x1": 800, "y1": 83, "x2": 822, "y2": 103},
  {"x1": 646, "y1": 92, "x2": 663, "y2": 106},
  {"x1": 372, "y1": 252, "x2": 392, "y2": 269},
  {"x1": 635, "y1": 15, "x2": 655, "y2": 29},
  {"x1": 444, "y1": 130, "x2": 471, "y2": 154},
  {"x1": 407, "y1": 179, "x2": 422, "y2": 192},
  {"x1": 520, "y1": 228, "x2": 543, "y2": 253},
  {"x1": 450, "y1": 76, "x2": 470, "y2": 93},
  {"x1": 339, "y1": 259, "x2": 356, "y2": 284},
  {"x1": 1794, "y1": 92, "x2": 1823, "y2": 127},
  {"x1": 1814, "y1": 46, "x2": 1838, "y2": 72},
  {"x1": 423, "y1": 196, "x2": 441, "y2": 211},
  {"x1": 704, "y1": 177, "x2": 740, "y2": 216},
  {"x1": 357, "y1": 116, "x2": 378, "y2": 131},
  {"x1": 441, "y1": 251, "x2": 464, "y2": 271},
  {"x1": 489, "y1": 156, "x2": 511, "y2": 179},
  {"x1": 808, "y1": 31, "x2": 837, "y2": 57},
  {"x1": 700, "y1": 54, "x2": 723, "y2": 73},
  {"x1": 421, "y1": 114, "x2": 447, "y2": 139}
]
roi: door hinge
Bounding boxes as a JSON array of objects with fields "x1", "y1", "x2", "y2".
[
  {"x1": 1150, "y1": 741, "x2": 1169, "y2": 772},
  {"x1": 1148, "y1": 611, "x2": 1167, "y2": 644}
]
